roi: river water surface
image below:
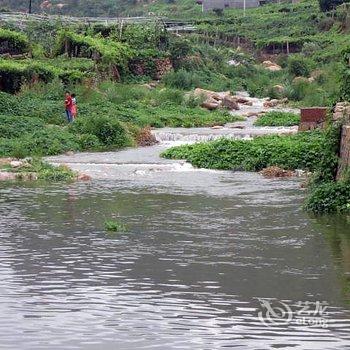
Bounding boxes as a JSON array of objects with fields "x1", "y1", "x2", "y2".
[{"x1": 1, "y1": 126, "x2": 350, "y2": 349}]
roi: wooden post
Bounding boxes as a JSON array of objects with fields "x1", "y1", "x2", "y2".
[{"x1": 286, "y1": 40, "x2": 290, "y2": 55}]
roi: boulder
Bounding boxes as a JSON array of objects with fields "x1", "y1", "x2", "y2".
[
  {"x1": 222, "y1": 96, "x2": 239, "y2": 110},
  {"x1": 262, "y1": 60, "x2": 282, "y2": 72},
  {"x1": 10, "y1": 160, "x2": 23, "y2": 168},
  {"x1": 201, "y1": 101, "x2": 220, "y2": 110},
  {"x1": 194, "y1": 88, "x2": 230, "y2": 101},
  {"x1": 293, "y1": 76, "x2": 309, "y2": 84},
  {"x1": 273, "y1": 84, "x2": 284, "y2": 94}
]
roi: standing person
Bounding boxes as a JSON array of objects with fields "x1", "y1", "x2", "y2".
[
  {"x1": 71, "y1": 93, "x2": 78, "y2": 120},
  {"x1": 64, "y1": 91, "x2": 73, "y2": 123}
]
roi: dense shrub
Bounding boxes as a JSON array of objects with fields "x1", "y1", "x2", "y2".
[
  {"x1": 0, "y1": 115, "x2": 44, "y2": 138},
  {"x1": 288, "y1": 56, "x2": 311, "y2": 77},
  {"x1": 162, "y1": 130, "x2": 328, "y2": 172},
  {"x1": 305, "y1": 181, "x2": 350, "y2": 213},
  {"x1": 0, "y1": 60, "x2": 56, "y2": 93},
  {"x1": 0, "y1": 28, "x2": 30, "y2": 54},
  {"x1": 162, "y1": 69, "x2": 200, "y2": 90},
  {"x1": 0, "y1": 127, "x2": 81, "y2": 158},
  {"x1": 70, "y1": 115, "x2": 132, "y2": 148},
  {"x1": 254, "y1": 111, "x2": 301, "y2": 127}
]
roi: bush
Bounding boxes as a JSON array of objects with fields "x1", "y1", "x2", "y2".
[
  {"x1": 254, "y1": 111, "x2": 301, "y2": 127},
  {"x1": 162, "y1": 69, "x2": 200, "y2": 90},
  {"x1": 104, "y1": 220, "x2": 127, "y2": 232},
  {"x1": 162, "y1": 130, "x2": 330, "y2": 172},
  {"x1": 0, "y1": 127, "x2": 81, "y2": 158},
  {"x1": 305, "y1": 181, "x2": 350, "y2": 213},
  {"x1": 70, "y1": 115, "x2": 132, "y2": 148},
  {"x1": 288, "y1": 56, "x2": 311, "y2": 77},
  {"x1": 76, "y1": 133, "x2": 102, "y2": 150},
  {"x1": 0, "y1": 115, "x2": 44, "y2": 138},
  {"x1": 0, "y1": 28, "x2": 30, "y2": 54}
]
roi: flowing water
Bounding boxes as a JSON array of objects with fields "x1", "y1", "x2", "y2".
[{"x1": 1, "y1": 125, "x2": 350, "y2": 350}]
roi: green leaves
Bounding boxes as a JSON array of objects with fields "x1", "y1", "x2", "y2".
[
  {"x1": 162, "y1": 130, "x2": 333, "y2": 172},
  {"x1": 254, "y1": 111, "x2": 301, "y2": 127}
]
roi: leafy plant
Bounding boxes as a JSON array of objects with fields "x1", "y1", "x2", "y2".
[
  {"x1": 254, "y1": 111, "x2": 301, "y2": 127},
  {"x1": 104, "y1": 220, "x2": 127, "y2": 232}
]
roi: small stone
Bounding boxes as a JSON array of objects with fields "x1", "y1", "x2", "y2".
[
  {"x1": 77, "y1": 173, "x2": 91, "y2": 181},
  {"x1": 65, "y1": 151, "x2": 74, "y2": 156}
]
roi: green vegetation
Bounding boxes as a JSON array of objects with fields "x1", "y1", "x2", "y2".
[
  {"x1": 1, "y1": 0, "x2": 350, "y2": 215},
  {"x1": 0, "y1": 158, "x2": 76, "y2": 182},
  {"x1": 0, "y1": 28, "x2": 30, "y2": 54},
  {"x1": 104, "y1": 220, "x2": 127, "y2": 232},
  {"x1": 162, "y1": 130, "x2": 330, "y2": 172},
  {"x1": 162, "y1": 125, "x2": 349, "y2": 214},
  {"x1": 305, "y1": 180, "x2": 350, "y2": 213},
  {"x1": 254, "y1": 111, "x2": 301, "y2": 127},
  {"x1": 0, "y1": 80, "x2": 240, "y2": 158}
]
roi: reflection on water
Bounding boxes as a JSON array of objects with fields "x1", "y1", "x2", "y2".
[
  {"x1": 314, "y1": 216, "x2": 350, "y2": 302},
  {"x1": 0, "y1": 177, "x2": 350, "y2": 350}
]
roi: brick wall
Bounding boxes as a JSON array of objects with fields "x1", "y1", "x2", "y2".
[{"x1": 298, "y1": 107, "x2": 327, "y2": 131}]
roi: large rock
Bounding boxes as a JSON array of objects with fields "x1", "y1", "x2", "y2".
[
  {"x1": 262, "y1": 60, "x2": 282, "y2": 72},
  {"x1": 293, "y1": 76, "x2": 309, "y2": 84},
  {"x1": 201, "y1": 100, "x2": 220, "y2": 110},
  {"x1": 222, "y1": 96, "x2": 239, "y2": 110},
  {"x1": 273, "y1": 84, "x2": 284, "y2": 94},
  {"x1": 194, "y1": 88, "x2": 230, "y2": 101}
]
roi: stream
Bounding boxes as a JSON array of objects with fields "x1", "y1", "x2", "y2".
[{"x1": 1, "y1": 119, "x2": 350, "y2": 349}]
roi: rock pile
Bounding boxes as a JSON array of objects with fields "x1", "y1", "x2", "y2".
[{"x1": 193, "y1": 88, "x2": 259, "y2": 111}]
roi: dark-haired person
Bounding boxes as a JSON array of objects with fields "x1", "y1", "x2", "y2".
[
  {"x1": 71, "y1": 93, "x2": 78, "y2": 120},
  {"x1": 64, "y1": 91, "x2": 73, "y2": 123}
]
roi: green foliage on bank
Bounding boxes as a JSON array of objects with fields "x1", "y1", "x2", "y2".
[
  {"x1": 0, "y1": 28, "x2": 30, "y2": 54},
  {"x1": 55, "y1": 30, "x2": 134, "y2": 66},
  {"x1": 161, "y1": 130, "x2": 329, "y2": 172},
  {"x1": 254, "y1": 111, "x2": 301, "y2": 127},
  {"x1": 0, "y1": 158, "x2": 76, "y2": 182},
  {"x1": 0, "y1": 80, "x2": 241, "y2": 158}
]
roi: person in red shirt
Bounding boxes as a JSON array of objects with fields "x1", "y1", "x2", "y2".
[{"x1": 64, "y1": 91, "x2": 73, "y2": 123}]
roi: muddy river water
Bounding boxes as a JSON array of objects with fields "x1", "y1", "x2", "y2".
[{"x1": 1, "y1": 124, "x2": 350, "y2": 349}]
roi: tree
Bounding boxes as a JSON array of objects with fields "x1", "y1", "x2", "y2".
[{"x1": 319, "y1": 0, "x2": 348, "y2": 12}]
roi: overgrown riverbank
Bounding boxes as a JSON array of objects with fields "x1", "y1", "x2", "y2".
[{"x1": 162, "y1": 124, "x2": 350, "y2": 214}]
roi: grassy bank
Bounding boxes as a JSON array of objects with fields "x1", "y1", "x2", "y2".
[
  {"x1": 161, "y1": 126, "x2": 350, "y2": 214},
  {"x1": 0, "y1": 81, "x2": 242, "y2": 158}
]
